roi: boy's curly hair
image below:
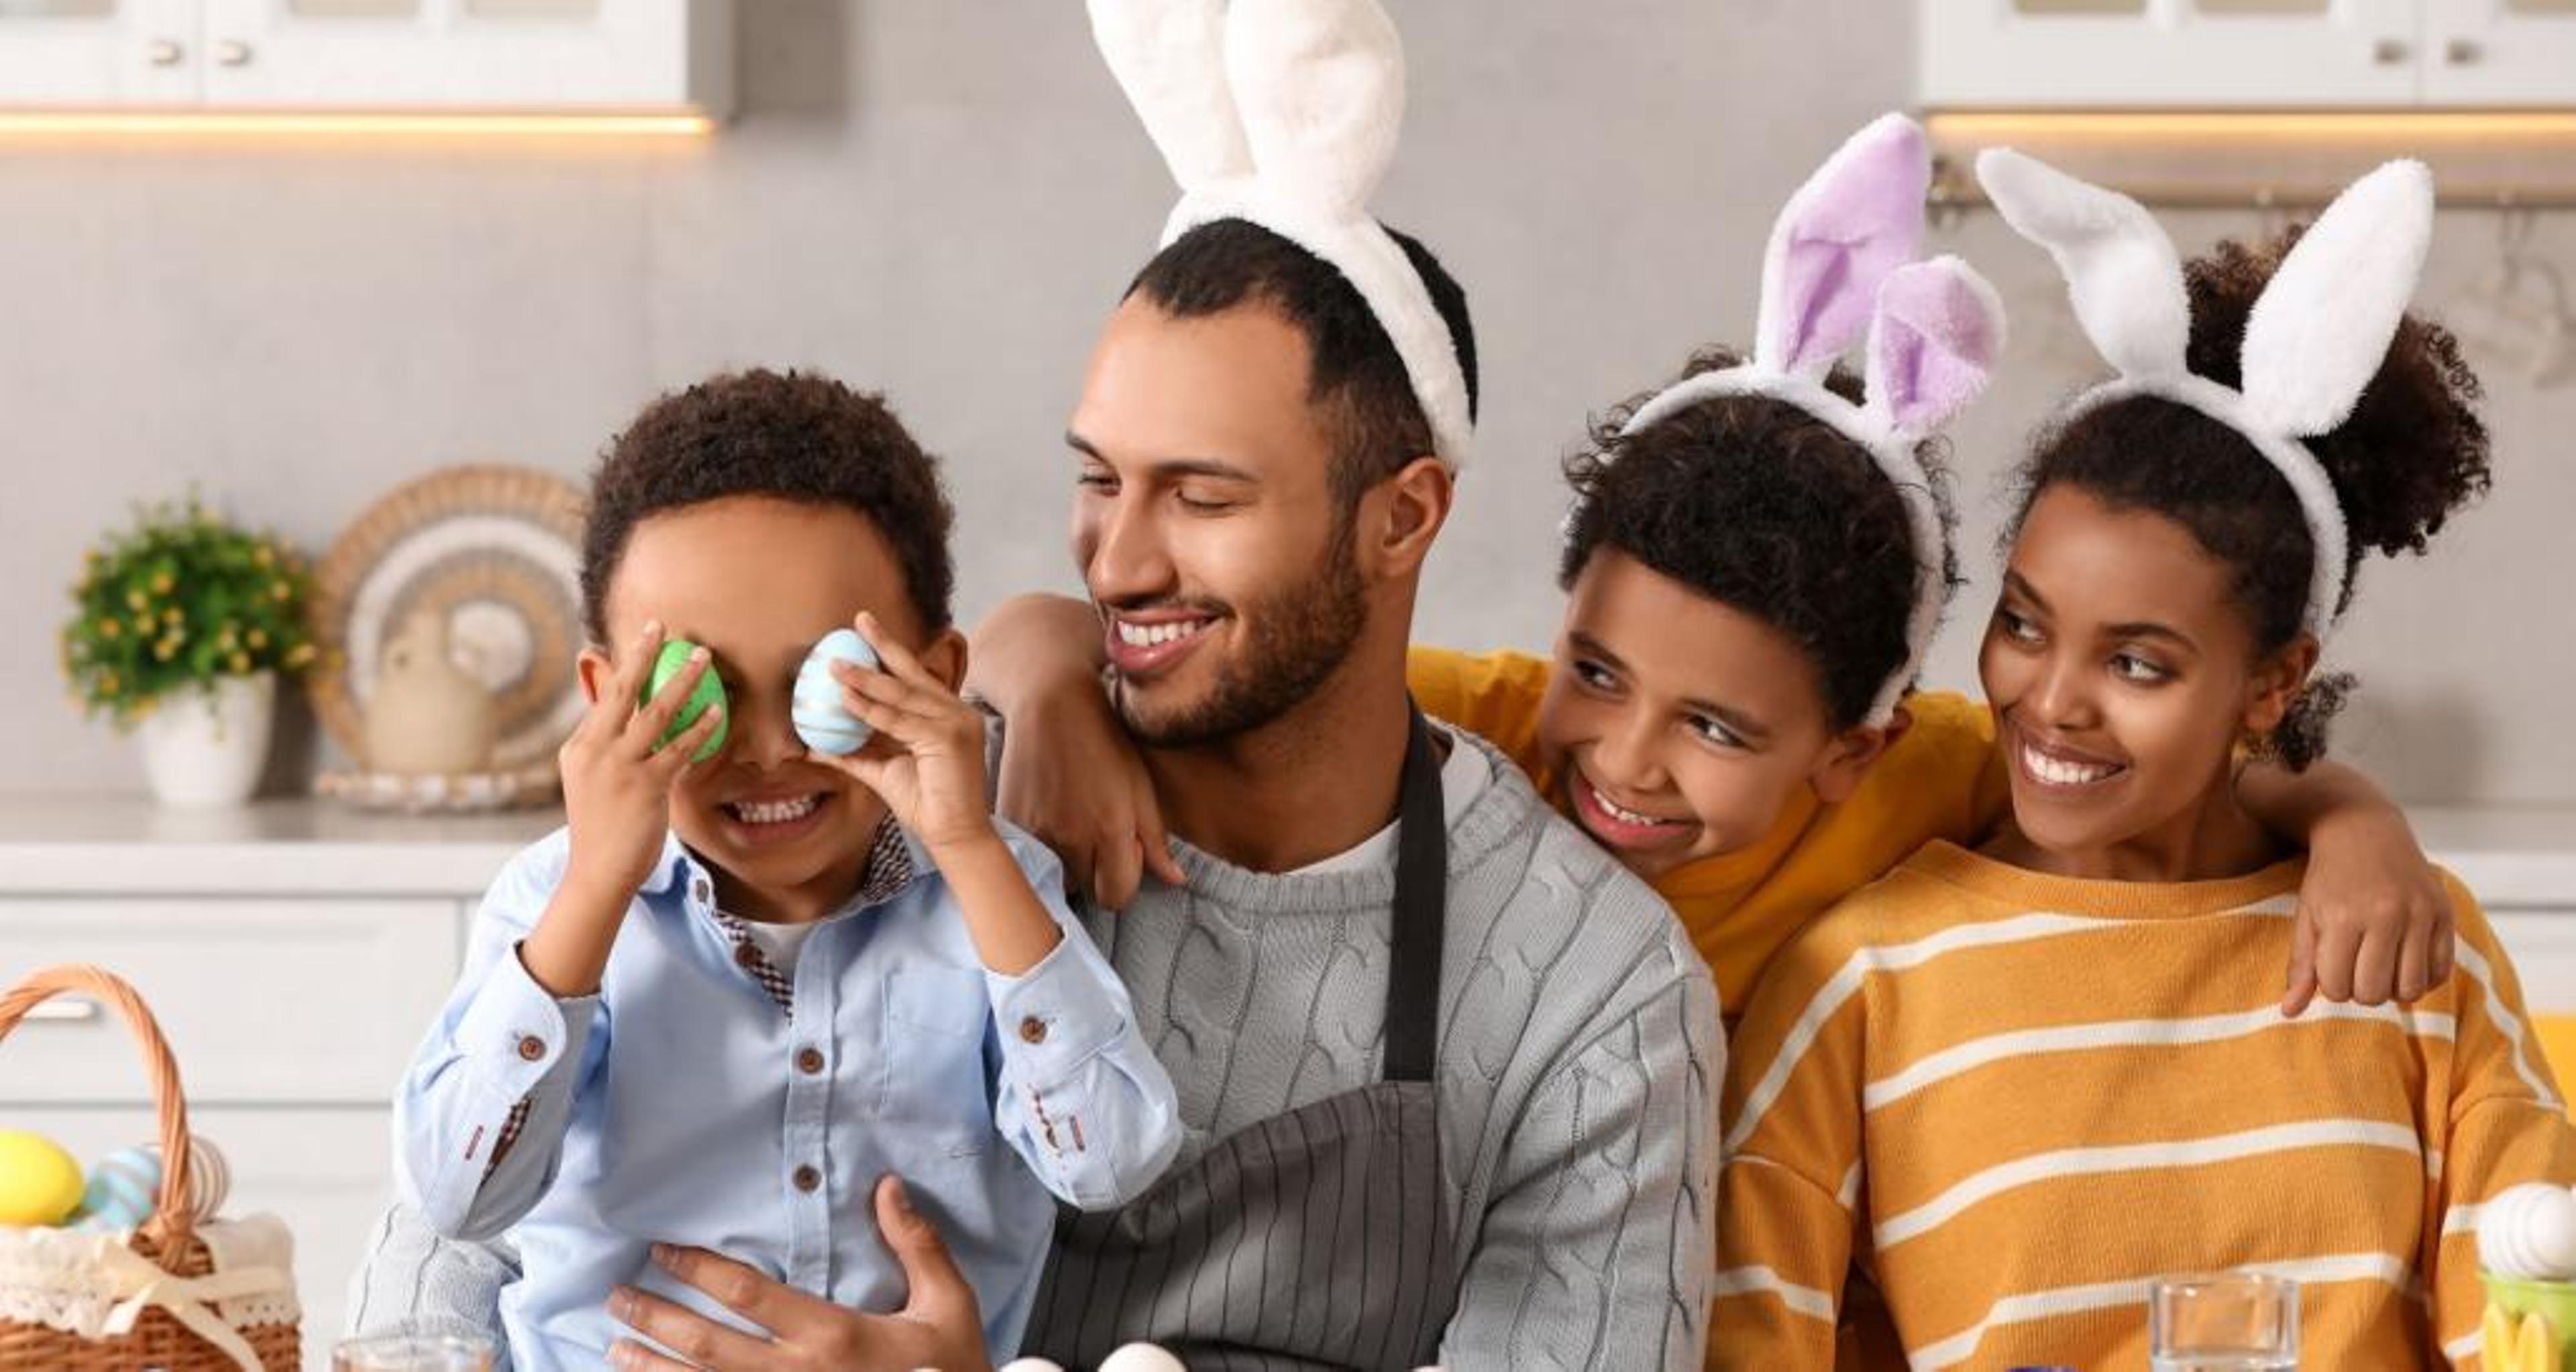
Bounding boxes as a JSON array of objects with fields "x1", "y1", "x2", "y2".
[
  {"x1": 578, "y1": 368, "x2": 957, "y2": 644},
  {"x1": 2010, "y1": 228, "x2": 2491, "y2": 768},
  {"x1": 1560, "y1": 348, "x2": 1962, "y2": 731}
]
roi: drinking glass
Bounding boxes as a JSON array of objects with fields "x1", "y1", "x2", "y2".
[
  {"x1": 332, "y1": 1330, "x2": 495, "y2": 1372},
  {"x1": 2149, "y1": 1272, "x2": 2300, "y2": 1372}
]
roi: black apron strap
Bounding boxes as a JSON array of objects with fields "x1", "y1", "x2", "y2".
[{"x1": 1383, "y1": 704, "x2": 1448, "y2": 1084}]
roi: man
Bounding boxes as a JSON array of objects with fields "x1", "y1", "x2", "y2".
[{"x1": 352, "y1": 3, "x2": 1717, "y2": 1366}]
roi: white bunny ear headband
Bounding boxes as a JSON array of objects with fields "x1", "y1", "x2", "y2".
[
  {"x1": 1975, "y1": 148, "x2": 2437, "y2": 641},
  {"x1": 1619, "y1": 113, "x2": 2008, "y2": 726},
  {"x1": 1088, "y1": 0, "x2": 1472, "y2": 467}
]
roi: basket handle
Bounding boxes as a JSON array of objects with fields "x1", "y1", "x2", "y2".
[{"x1": 0, "y1": 964, "x2": 199, "y2": 1251}]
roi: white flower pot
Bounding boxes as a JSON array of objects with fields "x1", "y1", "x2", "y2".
[{"x1": 136, "y1": 672, "x2": 276, "y2": 808}]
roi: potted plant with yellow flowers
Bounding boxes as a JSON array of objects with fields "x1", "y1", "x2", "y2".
[{"x1": 60, "y1": 499, "x2": 317, "y2": 807}]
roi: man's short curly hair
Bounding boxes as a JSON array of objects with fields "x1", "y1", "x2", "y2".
[
  {"x1": 1560, "y1": 348, "x2": 1962, "y2": 731},
  {"x1": 578, "y1": 368, "x2": 957, "y2": 645},
  {"x1": 2010, "y1": 227, "x2": 2491, "y2": 769}
]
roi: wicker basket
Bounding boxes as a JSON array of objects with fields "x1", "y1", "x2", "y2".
[{"x1": 0, "y1": 965, "x2": 301, "y2": 1370}]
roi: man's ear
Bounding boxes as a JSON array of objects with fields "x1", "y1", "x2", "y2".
[
  {"x1": 1809, "y1": 703, "x2": 1915, "y2": 804},
  {"x1": 576, "y1": 645, "x2": 612, "y2": 706},
  {"x1": 2244, "y1": 634, "x2": 2322, "y2": 735},
  {"x1": 918, "y1": 627, "x2": 970, "y2": 694},
  {"x1": 1359, "y1": 454, "x2": 1454, "y2": 583}
]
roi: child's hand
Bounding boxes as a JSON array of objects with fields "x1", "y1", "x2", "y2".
[
  {"x1": 816, "y1": 612, "x2": 994, "y2": 857},
  {"x1": 997, "y1": 678, "x2": 1181, "y2": 910},
  {"x1": 561, "y1": 620, "x2": 724, "y2": 902},
  {"x1": 2282, "y1": 809, "x2": 2456, "y2": 1016}
]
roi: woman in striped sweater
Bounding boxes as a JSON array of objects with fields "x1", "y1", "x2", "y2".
[{"x1": 1711, "y1": 155, "x2": 2576, "y2": 1369}]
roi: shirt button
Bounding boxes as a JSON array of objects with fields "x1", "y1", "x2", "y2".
[
  {"x1": 1018, "y1": 1016, "x2": 1049, "y2": 1045},
  {"x1": 796, "y1": 1047, "x2": 825, "y2": 1075},
  {"x1": 517, "y1": 1035, "x2": 546, "y2": 1062},
  {"x1": 692, "y1": 878, "x2": 712, "y2": 905},
  {"x1": 734, "y1": 943, "x2": 761, "y2": 969},
  {"x1": 792, "y1": 1165, "x2": 822, "y2": 1194}
]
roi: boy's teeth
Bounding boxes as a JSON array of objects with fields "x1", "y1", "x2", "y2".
[
  {"x1": 1116, "y1": 619, "x2": 1209, "y2": 647},
  {"x1": 1593, "y1": 783, "x2": 1672, "y2": 827},
  {"x1": 732, "y1": 794, "x2": 820, "y2": 825},
  {"x1": 2022, "y1": 745, "x2": 2121, "y2": 787}
]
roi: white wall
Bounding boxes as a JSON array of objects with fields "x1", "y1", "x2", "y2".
[{"x1": 5, "y1": 0, "x2": 2571, "y2": 804}]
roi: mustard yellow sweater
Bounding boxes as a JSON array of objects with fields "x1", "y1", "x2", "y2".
[{"x1": 1713, "y1": 842, "x2": 2576, "y2": 1371}]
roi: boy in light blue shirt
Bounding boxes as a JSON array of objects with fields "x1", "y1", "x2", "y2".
[{"x1": 392, "y1": 370, "x2": 1181, "y2": 1371}]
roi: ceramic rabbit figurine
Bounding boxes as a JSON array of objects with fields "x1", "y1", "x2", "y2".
[{"x1": 362, "y1": 609, "x2": 498, "y2": 776}]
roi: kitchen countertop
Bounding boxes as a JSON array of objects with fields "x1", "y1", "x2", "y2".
[
  {"x1": 0, "y1": 796, "x2": 561, "y2": 896},
  {"x1": 2407, "y1": 806, "x2": 2576, "y2": 909},
  {"x1": 0, "y1": 798, "x2": 2565, "y2": 905}
]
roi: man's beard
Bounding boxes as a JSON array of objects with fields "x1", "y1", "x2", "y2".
[{"x1": 1109, "y1": 523, "x2": 1367, "y2": 750}]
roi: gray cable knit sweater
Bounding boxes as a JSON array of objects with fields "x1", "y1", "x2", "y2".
[
  {"x1": 1026, "y1": 731, "x2": 1719, "y2": 1369},
  {"x1": 347, "y1": 733, "x2": 1717, "y2": 1369}
]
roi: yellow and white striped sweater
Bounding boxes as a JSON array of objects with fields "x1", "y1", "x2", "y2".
[{"x1": 1713, "y1": 841, "x2": 2576, "y2": 1371}]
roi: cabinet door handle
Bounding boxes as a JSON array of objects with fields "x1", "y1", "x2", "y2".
[
  {"x1": 148, "y1": 38, "x2": 184, "y2": 66},
  {"x1": 2372, "y1": 37, "x2": 2410, "y2": 65},
  {"x1": 25, "y1": 997, "x2": 103, "y2": 1024},
  {"x1": 2445, "y1": 38, "x2": 2483, "y2": 65},
  {"x1": 215, "y1": 38, "x2": 254, "y2": 67}
]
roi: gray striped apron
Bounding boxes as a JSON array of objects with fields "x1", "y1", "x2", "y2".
[{"x1": 1024, "y1": 709, "x2": 1455, "y2": 1371}]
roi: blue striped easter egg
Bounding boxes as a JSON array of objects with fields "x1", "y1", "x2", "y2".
[
  {"x1": 76, "y1": 1146, "x2": 160, "y2": 1232},
  {"x1": 794, "y1": 628, "x2": 878, "y2": 755}
]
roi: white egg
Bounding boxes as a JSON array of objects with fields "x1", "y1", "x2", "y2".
[
  {"x1": 2526, "y1": 1185, "x2": 2576, "y2": 1279},
  {"x1": 1097, "y1": 1344, "x2": 1189, "y2": 1372},
  {"x1": 2481, "y1": 1183, "x2": 2576, "y2": 1279},
  {"x1": 2481, "y1": 1184, "x2": 2536, "y2": 1275}
]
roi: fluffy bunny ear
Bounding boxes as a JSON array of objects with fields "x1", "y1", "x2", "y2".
[
  {"x1": 1087, "y1": 0, "x2": 1254, "y2": 193},
  {"x1": 1754, "y1": 113, "x2": 1931, "y2": 380},
  {"x1": 1223, "y1": 0, "x2": 1405, "y2": 217},
  {"x1": 2240, "y1": 159, "x2": 2435, "y2": 438},
  {"x1": 1976, "y1": 148, "x2": 2189, "y2": 381},
  {"x1": 1866, "y1": 256, "x2": 2008, "y2": 439}
]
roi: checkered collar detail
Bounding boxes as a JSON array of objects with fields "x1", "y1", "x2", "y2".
[{"x1": 707, "y1": 818, "x2": 917, "y2": 1016}]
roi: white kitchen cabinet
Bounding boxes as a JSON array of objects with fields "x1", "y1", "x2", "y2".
[
  {"x1": 195, "y1": 0, "x2": 730, "y2": 113},
  {"x1": 0, "y1": 896, "x2": 456, "y2": 1106},
  {"x1": 1922, "y1": 0, "x2": 2576, "y2": 108},
  {"x1": 0, "y1": 797, "x2": 555, "y2": 1369},
  {"x1": 1920, "y1": 0, "x2": 2424, "y2": 107},
  {"x1": 2421, "y1": 0, "x2": 2576, "y2": 105},
  {"x1": 0, "y1": 0, "x2": 731, "y2": 115},
  {"x1": 0, "y1": 0, "x2": 202, "y2": 105}
]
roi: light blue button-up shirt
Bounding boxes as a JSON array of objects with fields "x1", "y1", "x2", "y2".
[{"x1": 392, "y1": 823, "x2": 1181, "y2": 1371}]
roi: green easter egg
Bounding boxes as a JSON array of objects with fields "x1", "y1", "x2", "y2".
[
  {"x1": 0, "y1": 1129, "x2": 86, "y2": 1226},
  {"x1": 641, "y1": 638, "x2": 729, "y2": 763}
]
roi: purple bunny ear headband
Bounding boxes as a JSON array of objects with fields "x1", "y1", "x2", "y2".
[
  {"x1": 1619, "y1": 113, "x2": 2008, "y2": 726},
  {"x1": 1089, "y1": 0, "x2": 1472, "y2": 468},
  {"x1": 1976, "y1": 149, "x2": 2436, "y2": 641}
]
